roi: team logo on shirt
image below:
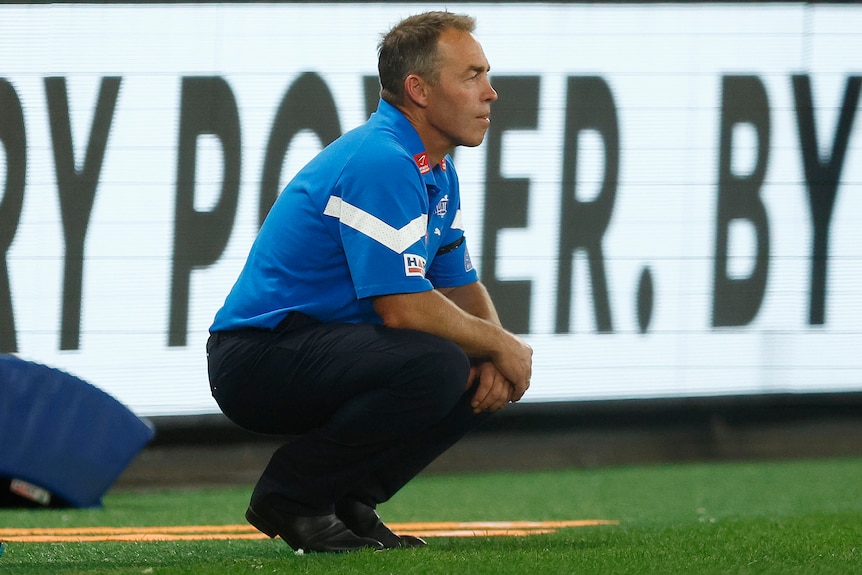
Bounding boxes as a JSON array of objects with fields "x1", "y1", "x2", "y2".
[
  {"x1": 414, "y1": 152, "x2": 430, "y2": 174},
  {"x1": 403, "y1": 253, "x2": 427, "y2": 277},
  {"x1": 434, "y1": 195, "x2": 449, "y2": 217},
  {"x1": 464, "y1": 247, "x2": 474, "y2": 272}
]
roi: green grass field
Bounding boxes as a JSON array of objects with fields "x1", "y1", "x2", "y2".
[{"x1": 2, "y1": 457, "x2": 861, "y2": 574}]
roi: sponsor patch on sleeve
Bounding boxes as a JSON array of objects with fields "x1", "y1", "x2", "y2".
[{"x1": 403, "y1": 253, "x2": 427, "y2": 277}]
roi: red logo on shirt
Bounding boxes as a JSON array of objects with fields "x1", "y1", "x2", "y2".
[{"x1": 414, "y1": 152, "x2": 430, "y2": 174}]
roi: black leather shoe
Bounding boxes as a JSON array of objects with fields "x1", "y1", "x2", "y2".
[
  {"x1": 335, "y1": 498, "x2": 427, "y2": 549},
  {"x1": 246, "y1": 503, "x2": 384, "y2": 553}
]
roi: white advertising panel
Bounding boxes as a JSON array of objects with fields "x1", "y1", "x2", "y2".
[{"x1": 1, "y1": 3, "x2": 860, "y2": 416}]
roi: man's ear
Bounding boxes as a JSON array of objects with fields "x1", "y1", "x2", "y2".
[{"x1": 404, "y1": 74, "x2": 428, "y2": 108}]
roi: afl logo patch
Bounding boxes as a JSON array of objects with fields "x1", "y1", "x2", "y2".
[{"x1": 403, "y1": 253, "x2": 426, "y2": 277}]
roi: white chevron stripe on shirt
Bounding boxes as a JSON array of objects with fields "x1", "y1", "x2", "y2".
[{"x1": 323, "y1": 196, "x2": 428, "y2": 254}]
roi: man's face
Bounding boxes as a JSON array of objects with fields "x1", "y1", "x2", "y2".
[{"x1": 423, "y1": 29, "x2": 498, "y2": 150}]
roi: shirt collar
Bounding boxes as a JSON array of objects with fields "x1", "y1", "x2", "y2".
[{"x1": 373, "y1": 99, "x2": 447, "y2": 187}]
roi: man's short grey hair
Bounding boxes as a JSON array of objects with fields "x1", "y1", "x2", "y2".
[{"x1": 377, "y1": 11, "x2": 476, "y2": 105}]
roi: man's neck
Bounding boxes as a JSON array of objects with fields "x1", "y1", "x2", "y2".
[{"x1": 394, "y1": 102, "x2": 453, "y2": 167}]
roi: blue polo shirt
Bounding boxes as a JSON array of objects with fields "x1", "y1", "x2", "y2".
[{"x1": 210, "y1": 99, "x2": 478, "y2": 331}]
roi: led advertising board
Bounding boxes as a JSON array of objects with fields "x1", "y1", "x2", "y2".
[{"x1": 1, "y1": 3, "x2": 860, "y2": 416}]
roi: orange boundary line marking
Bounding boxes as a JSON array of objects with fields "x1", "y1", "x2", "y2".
[
  {"x1": 0, "y1": 520, "x2": 618, "y2": 543},
  {"x1": 392, "y1": 520, "x2": 619, "y2": 530}
]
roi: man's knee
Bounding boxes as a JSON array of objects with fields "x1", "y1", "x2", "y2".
[{"x1": 399, "y1": 333, "x2": 471, "y2": 411}]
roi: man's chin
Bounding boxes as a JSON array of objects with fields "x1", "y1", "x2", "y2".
[{"x1": 459, "y1": 136, "x2": 486, "y2": 148}]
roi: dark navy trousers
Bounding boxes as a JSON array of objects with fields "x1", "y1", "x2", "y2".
[{"x1": 206, "y1": 312, "x2": 490, "y2": 516}]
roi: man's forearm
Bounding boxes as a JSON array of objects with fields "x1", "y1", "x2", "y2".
[
  {"x1": 437, "y1": 281, "x2": 502, "y2": 326},
  {"x1": 373, "y1": 284, "x2": 533, "y2": 395},
  {"x1": 373, "y1": 288, "x2": 506, "y2": 358}
]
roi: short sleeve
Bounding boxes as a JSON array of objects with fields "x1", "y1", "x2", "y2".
[{"x1": 333, "y1": 153, "x2": 435, "y2": 299}]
